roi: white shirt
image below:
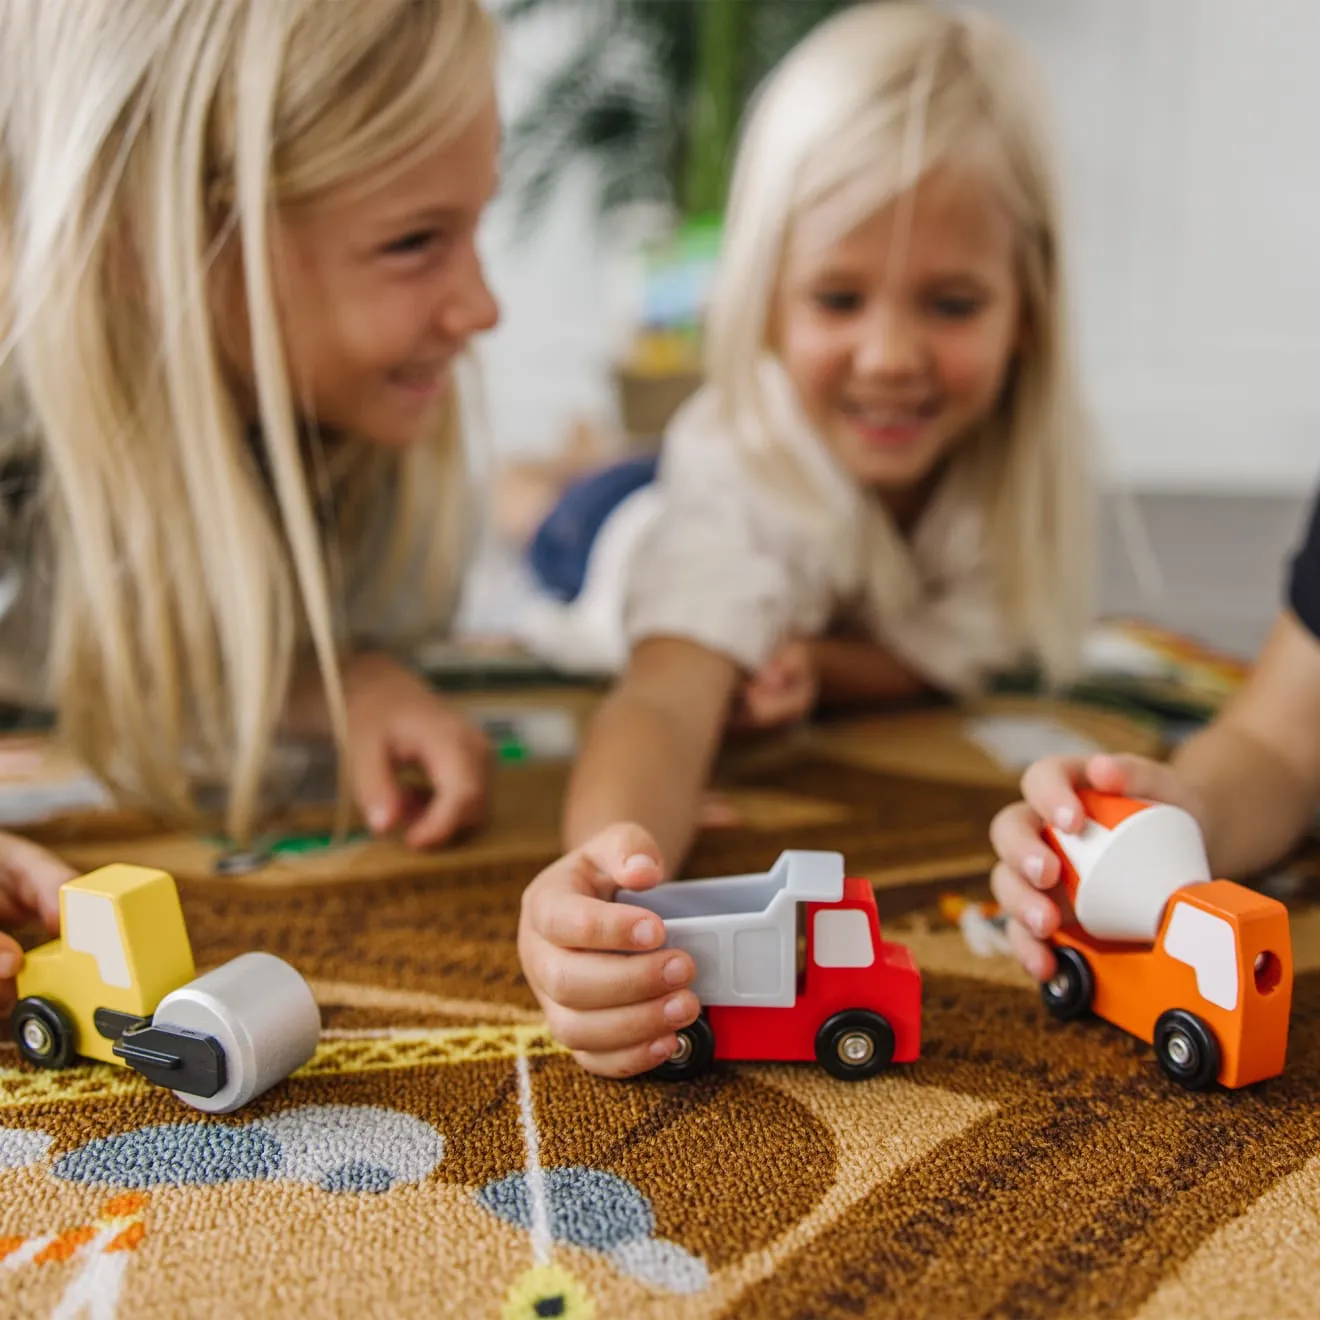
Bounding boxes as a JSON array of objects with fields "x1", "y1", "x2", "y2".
[{"x1": 623, "y1": 357, "x2": 1024, "y2": 694}]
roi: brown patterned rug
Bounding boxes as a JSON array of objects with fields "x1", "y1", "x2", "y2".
[{"x1": 2, "y1": 699, "x2": 1318, "y2": 1319}]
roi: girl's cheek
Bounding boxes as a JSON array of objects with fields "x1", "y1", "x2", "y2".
[{"x1": 933, "y1": 335, "x2": 1013, "y2": 400}]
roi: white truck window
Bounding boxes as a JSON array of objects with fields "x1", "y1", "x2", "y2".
[
  {"x1": 1163, "y1": 903, "x2": 1238, "y2": 1011},
  {"x1": 813, "y1": 909, "x2": 874, "y2": 969},
  {"x1": 63, "y1": 890, "x2": 132, "y2": 989}
]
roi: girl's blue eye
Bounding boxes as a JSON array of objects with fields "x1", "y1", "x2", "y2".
[
  {"x1": 384, "y1": 229, "x2": 440, "y2": 257},
  {"x1": 813, "y1": 290, "x2": 861, "y2": 314},
  {"x1": 929, "y1": 294, "x2": 982, "y2": 319}
]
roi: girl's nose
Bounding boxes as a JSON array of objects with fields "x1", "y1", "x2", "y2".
[
  {"x1": 437, "y1": 242, "x2": 500, "y2": 340},
  {"x1": 853, "y1": 306, "x2": 924, "y2": 380}
]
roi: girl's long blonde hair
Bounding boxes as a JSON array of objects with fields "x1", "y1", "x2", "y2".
[
  {"x1": 705, "y1": 1, "x2": 1094, "y2": 683},
  {"x1": 0, "y1": 0, "x2": 495, "y2": 838}
]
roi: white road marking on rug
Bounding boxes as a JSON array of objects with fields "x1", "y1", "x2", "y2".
[
  {"x1": 515, "y1": 1051, "x2": 553, "y2": 1268},
  {"x1": 1, "y1": 1235, "x2": 54, "y2": 1272},
  {"x1": 50, "y1": 1225, "x2": 129, "y2": 1320}
]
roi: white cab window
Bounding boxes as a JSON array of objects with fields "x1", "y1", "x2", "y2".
[
  {"x1": 1163, "y1": 904, "x2": 1238, "y2": 1011},
  {"x1": 813, "y1": 909, "x2": 874, "y2": 968},
  {"x1": 63, "y1": 890, "x2": 132, "y2": 989}
]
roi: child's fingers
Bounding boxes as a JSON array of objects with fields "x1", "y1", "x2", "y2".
[
  {"x1": 741, "y1": 681, "x2": 810, "y2": 730},
  {"x1": 347, "y1": 738, "x2": 402, "y2": 835},
  {"x1": 4, "y1": 834, "x2": 75, "y2": 932},
  {"x1": 403, "y1": 747, "x2": 487, "y2": 849},
  {"x1": 0, "y1": 929, "x2": 24, "y2": 982},
  {"x1": 524, "y1": 885, "x2": 665, "y2": 953},
  {"x1": 577, "y1": 823, "x2": 665, "y2": 895},
  {"x1": 988, "y1": 804, "x2": 1060, "y2": 889},
  {"x1": 571, "y1": 1036, "x2": 684, "y2": 1080},
  {"x1": 1006, "y1": 916, "x2": 1057, "y2": 982},
  {"x1": 530, "y1": 942, "x2": 694, "y2": 1012},
  {"x1": 1019, "y1": 755, "x2": 1093, "y2": 832},
  {"x1": 543, "y1": 989, "x2": 700, "y2": 1057},
  {"x1": 1084, "y1": 754, "x2": 1200, "y2": 815},
  {"x1": 989, "y1": 861, "x2": 1061, "y2": 941}
]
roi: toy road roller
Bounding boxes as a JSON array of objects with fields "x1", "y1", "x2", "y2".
[{"x1": 8, "y1": 863, "x2": 320, "y2": 1113}]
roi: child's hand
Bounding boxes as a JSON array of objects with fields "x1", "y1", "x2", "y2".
[
  {"x1": 0, "y1": 833, "x2": 74, "y2": 1009},
  {"x1": 518, "y1": 823, "x2": 701, "y2": 1078},
  {"x1": 988, "y1": 752, "x2": 1205, "y2": 980},
  {"x1": 342, "y1": 653, "x2": 490, "y2": 849},
  {"x1": 734, "y1": 639, "x2": 819, "y2": 729}
]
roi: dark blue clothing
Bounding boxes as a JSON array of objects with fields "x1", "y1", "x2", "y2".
[
  {"x1": 1289, "y1": 488, "x2": 1320, "y2": 638},
  {"x1": 526, "y1": 454, "x2": 659, "y2": 603}
]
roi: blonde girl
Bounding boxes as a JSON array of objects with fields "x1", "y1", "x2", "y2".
[
  {"x1": 518, "y1": 1, "x2": 1096, "y2": 1077},
  {"x1": 0, "y1": 0, "x2": 501, "y2": 993}
]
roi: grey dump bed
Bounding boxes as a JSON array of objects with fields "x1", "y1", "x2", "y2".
[{"x1": 619, "y1": 851, "x2": 845, "y2": 1008}]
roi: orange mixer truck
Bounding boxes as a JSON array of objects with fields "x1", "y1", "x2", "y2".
[{"x1": 1040, "y1": 791, "x2": 1292, "y2": 1090}]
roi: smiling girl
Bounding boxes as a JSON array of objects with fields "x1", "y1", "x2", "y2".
[
  {"x1": 517, "y1": 0, "x2": 1097, "y2": 1077},
  {"x1": 0, "y1": 0, "x2": 503, "y2": 995}
]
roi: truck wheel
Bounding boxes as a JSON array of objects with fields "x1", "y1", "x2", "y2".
[
  {"x1": 1154, "y1": 1009, "x2": 1220, "y2": 1090},
  {"x1": 10, "y1": 997, "x2": 76, "y2": 1069},
  {"x1": 815, "y1": 1010, "x2": 895, "y2": 1081},
  {"x1": 651, "y1": 1016, "x2": 715, "y2": 1081},
  {"x1": 1041, "y1": 947, "x2": 1094, "y2": 1021}
]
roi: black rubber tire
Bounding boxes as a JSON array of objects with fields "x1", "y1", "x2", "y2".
[
  {"x1": 10, "y1": 997, "x2": 76, "y2": 1069},
  {"x1": 814, "y1": 1009, "x2": 895, "y2": 1081},
  {"x1": 1154, "y1": 1009, "x2": 1220, "y2": 1091},
  {"x1": 650, "y1": 1015, "x2": 715, "y2": 1081},
  {"x1": 1041, "y1": 947, "x2": 1095, "y2": 1021}
]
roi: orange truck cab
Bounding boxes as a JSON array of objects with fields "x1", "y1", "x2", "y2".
[{"x1": 1043, "y1": 791, "x2": 1292, "y2": 1090}]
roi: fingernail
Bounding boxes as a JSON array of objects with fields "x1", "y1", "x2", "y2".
[
  {"x1": 632, "y1": 919, "x2": 660, "y2": 947},
  {"x1": 650, "y1": 1036, "x2": 676, "y2": 1062},
  {"x1": 1023, "y1": 854, "x2": 1045, "y2": 884},
  {"x1": 368, "y1": 806, "x2": 391, "y2": 831},
  {"x1": 1054, "y1": 806, "x2": 1077, "y2": 830},
  {"x1": 1029, "y1": 906, "x2": 1050, "y2": 937},
  {"x1": 663, "y1": 995, "x2": 691, "y2": 1024},
  {"x1": 622, "y1": 854, "x2": 655, "y2": 875},
  {"x1": 662, "y1": 956, "x2": 688, "y2": 986},
  {"x1": 0, "y1": 951, "x2": 18, "y2": 978}
]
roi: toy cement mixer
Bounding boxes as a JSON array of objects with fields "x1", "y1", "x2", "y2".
[{"x1": 1041, "y1": 791, "x2": 1292, "y2": 1091}]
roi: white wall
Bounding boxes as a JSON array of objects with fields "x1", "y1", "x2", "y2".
[
  {"x1": 479, "y1": 1, "x2": 1320, "y2": 490},
  {"x1": 475, "y1": 7, "x2": 621, "y2": 462},
  {"x1": 980, "y1": 0, "x2": 1320, "y2": 491}
]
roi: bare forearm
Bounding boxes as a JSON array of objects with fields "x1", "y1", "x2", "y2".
[
  {"x1": 810, "y1": 638, "x2": 928, "y2": 708},
  {"x1": 565, "y1": 689, "x2": 723, "y2": 868},
  {"x1": 1173, "y1": 721, "x2": 1317, "y2": 877}
]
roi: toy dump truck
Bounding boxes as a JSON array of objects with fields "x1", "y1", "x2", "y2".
[
  {"x1": 1042, "y1": 791, "x2": 1292, "y2": 1090},
  {"x1": 9, "y1": 863, "x2": 320, "y2": 1112},
  {"x1": 618, "y1": 850, "x2": 921, "y2": 1080}
]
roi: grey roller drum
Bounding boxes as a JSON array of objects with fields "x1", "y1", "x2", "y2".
[{"x1": 148, "y1": 952, "x2": 321, "y2": 1113}]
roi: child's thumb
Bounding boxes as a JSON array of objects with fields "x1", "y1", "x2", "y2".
[
  {"x1": 1087, "y1": 754, "x2": 1200, "y2": 814},
  {"x1": 0, "y1": 930, "x2": 23, "y2": 980}
]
